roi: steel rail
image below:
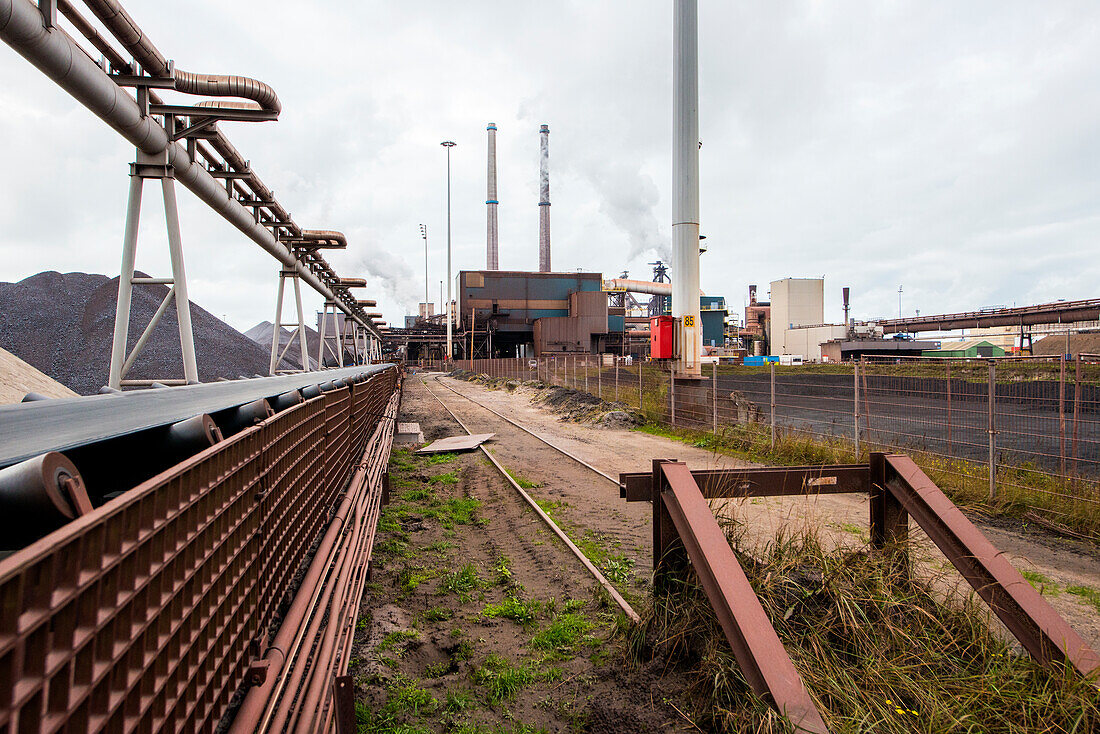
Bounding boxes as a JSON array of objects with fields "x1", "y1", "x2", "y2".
[
  {"x1": 656, "y1": 461, "x2": 830, "y2": 733},
  {"x1": 0, "y1": 0, "x2": 380, "y2": 337},
  {"x1": 0, "y1": 364, "x2": 391, "y2": 467},
  {"x1": 421, "y1": 377, "x2": 641, "y2": 624},
  {"x1": 431, "y1": 375, "x2": 620, "y2": 485}
]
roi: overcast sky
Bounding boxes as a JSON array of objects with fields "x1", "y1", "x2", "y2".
[{"x1": 2, "y1": 1, "x2": 1098, "y2": 332}]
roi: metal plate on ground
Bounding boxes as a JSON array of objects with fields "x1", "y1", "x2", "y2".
[{"x1": 416, "y1": 433, "x2": 495, "y2": 454}]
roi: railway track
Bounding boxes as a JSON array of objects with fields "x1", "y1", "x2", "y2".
[{"x1": 419, "y1": 374, "x2": 641, "y2": 623}]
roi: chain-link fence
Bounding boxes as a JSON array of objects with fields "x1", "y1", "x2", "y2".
[{"x1": 436, "y1": 355, "x2": 1100, "y2": 534}]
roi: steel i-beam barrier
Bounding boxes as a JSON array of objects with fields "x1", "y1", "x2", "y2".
[
  {"x1": 620, "y1": 453, "x2": 1100, "y2": 731},
  {"x1": 0, "y1": 366, "x2": 400, "y2": 732}
]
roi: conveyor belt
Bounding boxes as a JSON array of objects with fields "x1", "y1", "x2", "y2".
[{"x1": 0, "y1": 365, "x2": 392, "y2": 467}]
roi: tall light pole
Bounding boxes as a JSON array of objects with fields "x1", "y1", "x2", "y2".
[
  {"x1": 898, "y1": 285, "x2": 903, "y2": 319},
  {"x1": 441, "y1": 141, "x2": 456, "y2": 362},
  {"x1": 419, "y1": 223, "x2": 428, "y2": 317}
]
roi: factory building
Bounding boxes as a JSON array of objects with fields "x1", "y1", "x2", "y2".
[
  {"x1": 699, "y1": 296, "x2": 727, "y2": 347},
  {"x1": 455, "y1": 270, "x2": 621, "y2": 357}
]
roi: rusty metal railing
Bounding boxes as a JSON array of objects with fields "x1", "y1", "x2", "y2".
[
  {"x1": 0, "y1": 366, "x2": 399, "y2": 733},
  {"x1": 621, "y1": 452, "x2": 1100, "y2": 733}
]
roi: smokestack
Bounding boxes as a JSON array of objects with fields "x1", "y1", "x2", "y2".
[
  {"x1": 486, "y1": 123, "x2": 499, "y2": 270},
  {"x1": 538, "y1": 124, "x2": 551, "y2": 272},
  {"x1": 842, "y1": 286, "x2": 851, "y2": 325}
]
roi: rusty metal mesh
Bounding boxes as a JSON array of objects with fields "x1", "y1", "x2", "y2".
[{"x1": 0, "y1": 367, "x2": 398, "y2": 733}]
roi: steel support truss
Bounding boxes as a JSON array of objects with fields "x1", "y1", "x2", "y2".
[
  {"x1": 269, "y1": 268, "x2": 311, "y2": 374},
  {"x1": 107, "y1": 149, "x2": 199, "y2": 390}
]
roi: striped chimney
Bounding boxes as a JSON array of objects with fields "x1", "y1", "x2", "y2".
[
  {"x1": 486, "y1": 123, "x2": 499, "y2": 270},
  {"x1": 538, "y1": 124, "x2": 551, "y2": 272}
]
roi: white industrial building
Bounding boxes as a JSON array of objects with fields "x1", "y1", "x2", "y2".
[{"x1": 768, "y1": 278, "x2": 845, "y2": 360}]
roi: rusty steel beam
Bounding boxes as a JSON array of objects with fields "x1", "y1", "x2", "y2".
[
  {"x1": 621, "y1": 464, "x2": 870, "y2": 502},
  {"x1": 656, "y1": 461, "x2": 831, "y2": 734},
  {"x1": 882, "y1": 454, "x2": 1100, "y2": 679}
]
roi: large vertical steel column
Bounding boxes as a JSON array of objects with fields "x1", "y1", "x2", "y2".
[
  {"x1": 317, "y1": 301, "x2": 329, "y2": 368},
  {"x1": 161, "y1": 177, "x2": 199, "y2": 384},
  {"x1": 486, "y1": 123, "x2": 499, "y2": 270},
  {"x1": 538, "y1": 124, "x2": 552, "y2": 272},
  {"x1": 292, "y1": 274, "x2": 309, "y2": 370},
  {"x1": 107, "y1": 175, "x2": 144, "y2": 390},
  {"x1": 268, "y1": 273, "x2": 287, "y2": 375},
  {"x1": 672, "y1": 0, "x2": 702, "y2": 377}
]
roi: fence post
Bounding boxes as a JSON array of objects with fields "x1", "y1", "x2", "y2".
[
  {"x1": 670, "y1": 367, "x2": 676, "y2": 426},
  {"x1": 615, "y1": 358, "x2": 620, "y2": 403},
  {"x1": 584, "y1": 356, "x2": 589, "y2": 393},
  {"x1": 1059, "y1": 355, "x2": 1066, "y2": 477},
  {"x1": 946, "y1": 361, "x2": 953, "y2": 456},
  {"x1": 639, "y1": 362, "x2": 643, "y2": 410},
  {"x1": 988, "y1": 360, "x2": 997, "y2": 501},
  {"x1": 1072, "y1": 355, "x2": 1081, "y2": 475},
  {"x1": 853, "y1": 361, "x2": 860, "y2": 458},
  {"x1": 770, "y1": 361, "x2": 776, "y2": 451},
  {"x1": 712, "y1": 360, "x2": 718, "y2": 434},
  {"x1": 598, "y1": 357, "x2": 602, "y2": 399}
]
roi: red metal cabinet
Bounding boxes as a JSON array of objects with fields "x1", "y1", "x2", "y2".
[{"x1": 651, "y1": 315, "x2": 675, "y2": 359}]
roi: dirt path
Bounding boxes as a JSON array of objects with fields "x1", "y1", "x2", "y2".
[
  {"x1": 350, "y1": 378, "x2": 694, "y2": 733},
  {"x1": 431, "y1": 373, "x2": 1100, "y2": 652}
]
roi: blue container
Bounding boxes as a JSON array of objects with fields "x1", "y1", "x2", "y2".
[{"x1": 743, "y1": 356, "x2": 766, "y2": 366}]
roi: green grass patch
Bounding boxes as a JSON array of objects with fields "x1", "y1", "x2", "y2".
[
  {"x1": 505, "y1": 467, "x2": 540, "y2": 489},
  {"x1": 422, "y1": 606, "x2": 454, "y2": 622},
  {"x1": 530, "y1": 612, "x2": 594, "y2": 655},
  {"x1": 1067, "y1": 584, "x2": 1100, "y2": 613},
  {"x1": 431, "y1": 470, "x2": 460, "y2": 485},
  {"x1": 426, "y1": 452, "x2": 458, "y2": 465},
  {"x1": 441, "y1": 563, "x2": 484, "y2": 597},
  {"x1": 471, "y1": 654, "x2": 537, "y2": 702},
  {"x1": 1020, "y1": 569, "x2": 1061, "y2": 596},
  {"x1": 424, "y1": 496, "x2": 481, "y2": 529},
  {"x1": 400, "y1": 486, "x2": 435, "y2": 502},
  {"x1": 398, "y1": 566, "x2": 440, "y2": 593},
  {"x1": 480, "y1": 596, "x2": 543, "y2": 628},
  {"x1": 377, "y1": 630, "x2": 419, "y2": 654}
]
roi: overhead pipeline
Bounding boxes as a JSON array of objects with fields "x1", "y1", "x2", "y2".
[{"x1": 0, "y1": 0, "x2": 377, "y2": 336}]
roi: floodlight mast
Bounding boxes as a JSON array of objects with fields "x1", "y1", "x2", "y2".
[{"x1": 441, "y1": 141, "x2": 457, "y2": 362}]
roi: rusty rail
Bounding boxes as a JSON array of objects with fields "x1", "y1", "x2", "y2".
[
  {"x1": 625, "y1": 452, "x2": 1099, "y2": 731},
  {"x1": 0, "y1": 366, "x2": 399, "y2": 733}
]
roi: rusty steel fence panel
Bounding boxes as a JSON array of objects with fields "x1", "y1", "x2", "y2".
[{"x1": 0, "y1": 366, "x2": 399, "y2": 733}]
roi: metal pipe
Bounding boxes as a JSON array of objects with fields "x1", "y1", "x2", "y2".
[
  {"x1": 0, "y1": 0, "x2": 378, "y2": 337},
  {"x1": 672, "y1": 0, "x2": 701, "y2": 376}
]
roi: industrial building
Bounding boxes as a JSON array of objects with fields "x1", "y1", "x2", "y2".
[
  {"x1": 922, "y1": 339, "x2": 1006, "y2": 358},
  {"x1": 455, "y1": 270, "x2": 622, "y2": 356}
]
